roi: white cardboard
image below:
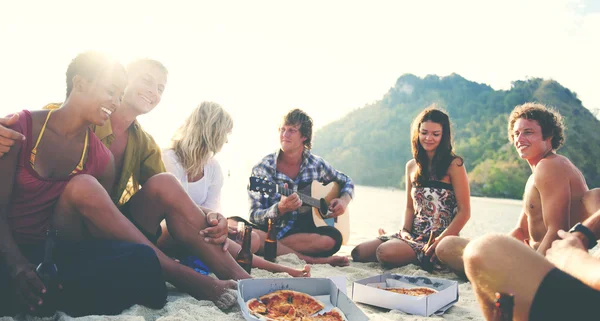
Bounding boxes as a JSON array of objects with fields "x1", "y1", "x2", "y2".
[
  {"x1": 352, "y1": 273, "x2": 459, "y2": 317},
  {"x1": 237, "y1": 278, "x2": 368, "y2": 321}
]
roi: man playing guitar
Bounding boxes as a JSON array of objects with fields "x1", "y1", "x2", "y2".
[{"x1": 242, "y1": 109, "x2": 353, "y2": 267}]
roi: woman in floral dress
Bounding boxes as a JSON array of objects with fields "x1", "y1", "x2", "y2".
[{"x1": 351, "y1": 106, "x2": 471, "y2": 270}]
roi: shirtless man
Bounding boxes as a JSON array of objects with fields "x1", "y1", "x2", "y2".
[{"x1": 435, "y1": 102, "x2": 592, "y2": 276}]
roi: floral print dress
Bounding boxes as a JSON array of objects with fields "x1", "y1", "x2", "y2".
[{"x1": 378, "y1": 179, "x2": 458, "y2": 264}]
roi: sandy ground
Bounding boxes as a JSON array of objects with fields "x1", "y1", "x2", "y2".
[{"x1": 6, "y1": 187, "x2": 524, "y2": 321}]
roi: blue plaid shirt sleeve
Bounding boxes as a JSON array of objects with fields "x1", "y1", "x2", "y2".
[{"x1": 248, "y1": 155, "x2": 280, "y2": 226}]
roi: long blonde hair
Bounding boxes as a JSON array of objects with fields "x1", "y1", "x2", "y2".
[{"x1": 171, "y1": 102, "x2": 233, "y2": 178}]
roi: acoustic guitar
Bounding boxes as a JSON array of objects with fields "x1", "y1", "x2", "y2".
[{"x1": 248, "y1": 176, "x2": 350, "y2": 245}]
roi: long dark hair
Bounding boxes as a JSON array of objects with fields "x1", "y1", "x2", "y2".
[{"x1": 410, "y1": 106, "x2": 462, "y2": 186}]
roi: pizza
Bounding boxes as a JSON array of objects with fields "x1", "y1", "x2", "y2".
[
  {"x1": 246, "y1": 290, "x2": 345, "y2": 321},
  {"x1": 383, "y1": 287, "x2": 437, "y2": 296}
]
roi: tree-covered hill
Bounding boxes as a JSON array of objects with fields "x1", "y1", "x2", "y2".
[{"x1": 312, "y1": 74, "x2": 600, "y2": 199}]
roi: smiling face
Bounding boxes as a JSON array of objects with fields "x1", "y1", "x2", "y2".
[
  {"x1": 122, "y1": 64, "x2": 167, "y2": 116},
  {"x1": 75, "y1": 68, "x2": 127, "y2": 126},
  {"x1": 418, "y1": 120, "x2": 443, "y2": 153},
  {"x1": 512, "y1": 118, "x2": 553, "y2": 160}
]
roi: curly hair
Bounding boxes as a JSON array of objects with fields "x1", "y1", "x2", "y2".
[
  {"x1": 508, "y1": 102, "x2": 565, "y2": 150},
  {"x1": 171, "y1": 102, "x2": 233, "y2": 178},
  {"x1": 411, "y1": 106, "x2": 462, "y2": 186},
  {"x1": 283, "y1": 109, "x2": 313, "y2": 150}
]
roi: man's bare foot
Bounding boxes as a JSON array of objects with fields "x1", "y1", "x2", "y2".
[
  {"x1": 289, "y1": 264, "x2": 311, "y2": 277},
  {"x1": 326, "y1": 255, "x2": 350, "y2": 267},
  {"x1": 378, "y1": 228, "x2": 386, "y2": 236}
]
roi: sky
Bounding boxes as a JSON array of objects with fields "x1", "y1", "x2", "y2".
[{"x1": 1, "y1": 0, "x2": 599, "y2": 176}]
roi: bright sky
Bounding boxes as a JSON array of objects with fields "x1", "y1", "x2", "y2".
[{"x1": 1, "y1": 0, "x2": 599, "y2": 175}]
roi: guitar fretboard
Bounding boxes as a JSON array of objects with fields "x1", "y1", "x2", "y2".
[{"x1": 278, "y1": 186, "x2": 321, "y2": 209}]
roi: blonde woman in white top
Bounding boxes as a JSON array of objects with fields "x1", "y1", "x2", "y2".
[{"x1": 162, "y1": 102, "x2": 310, "y2": 277}]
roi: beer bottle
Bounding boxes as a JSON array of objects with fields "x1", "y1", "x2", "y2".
[
  {"x1": 264, "y1": 218, "x2": 278, "y2": 262},
  {"x1": 494, "y1": 292, "x2": 514, "y2": 321},
  {"x1": 35, "y1": 229, "x2": 59, "y2": 316},
  {"x1": 236, "y1": 226, "x2": 253, "y2": 274}
]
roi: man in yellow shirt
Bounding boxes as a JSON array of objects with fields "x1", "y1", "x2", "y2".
[{"x1": 3, "y1": 59, "x2": 250, "y2": 309}]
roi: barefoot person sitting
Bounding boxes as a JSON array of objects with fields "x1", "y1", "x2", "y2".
[
  {"x1": 0, "y1": 52, "x2": 167, "y2": 317},
  {"x1": 464, "y1": 203, "x2": 600, "y2": 321},
  {"x1": 351, "y1": 107, "x2": 470, "y2": 270},
  {"x1": 0, "y1": 57, "x2": 250, "y2": 309},
  {"x1": 162, "y1": 101, "x2": 310, "y2": 277},
  {"x1": 435, "y1": 103, "x2": 592, "y2": 277},
  {"x1": 231, "y1": 109, "x2": 353, "y2": 267}
]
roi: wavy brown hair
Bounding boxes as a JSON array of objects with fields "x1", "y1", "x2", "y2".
[
  {"x1": 508, "y1": 102, "x2": 565, "y2": 150},
  {"x1": 411, "y1": 106, "x2": 462, "y2": 186}
]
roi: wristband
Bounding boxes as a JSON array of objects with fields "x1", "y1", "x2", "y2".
[{"x1": 569, "y1": 223, "x2": 597, "y2": 249}]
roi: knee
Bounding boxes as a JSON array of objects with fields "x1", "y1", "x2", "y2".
[
  {"x1": 322, "y1": 235, "x2": 337, "y2": 251},
  {"x1": 251, "y1": 231, "x2": 260, "y2": 253},
  {"x1": 375, "y1": 244, "x2": 393, "y2": 264},
  {"x1": 463, "y1": 234, "x2": 507, "y2": 277},
  {"x1": 143, "y1": 173, "x2": 183, "y2": 203},
  {"x1": 435, "y1": 236, "x2": 464, "y2": 261},
  {"x1": 350, "y1": 246, "x2": 361, "y2": 262},
  {"x1": 63, "y1": 174, "x2": 104, "y2": 203}
]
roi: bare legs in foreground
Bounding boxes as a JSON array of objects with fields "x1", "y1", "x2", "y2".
[
  {"x1": 53, "y1": 174, "x2": 248, "y2": 309},
  {"x1": 463, "y1": 234, "x2": 552, "y2": 321}
]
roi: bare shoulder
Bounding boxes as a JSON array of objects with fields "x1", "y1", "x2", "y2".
[
  {"x1": 534, "y1": 154, "x2": 575, "y2": 177},
  {"x1": 406, "y1": 159, "x2": 416, "y2": 170}
]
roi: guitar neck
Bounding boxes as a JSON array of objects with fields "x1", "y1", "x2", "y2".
[{"x1": 278, "y1": 185, "x2": 321, "y2": 209}]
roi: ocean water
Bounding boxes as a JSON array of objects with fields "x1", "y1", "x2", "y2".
[{"x1": 221, "y1": 174, "x2": 523, "y2": 255}]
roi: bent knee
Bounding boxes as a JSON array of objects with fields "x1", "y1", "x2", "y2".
[
  {"x1": 319, "y1": 235, "x2": 337, "y2": 251},
  {"x1": 436, "y1": 236, "x2": 467, "y2": 261},
  {"x1": 463, "y1": 234, "x2": 508, "y2": 271},
  {"x1": 63, "y1": 174, "x2": 103, "y2": 200},
  {"x1": 375, "y1": 244, "x2": 396, "y2": 264}
]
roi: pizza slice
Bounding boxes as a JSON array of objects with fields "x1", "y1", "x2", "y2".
[
  {"x1": 383, "y1": 286, "x2": 437, "y2": 296},
  {"x1": 300, "y1": 307, "x2": 347, "y2": 321}
]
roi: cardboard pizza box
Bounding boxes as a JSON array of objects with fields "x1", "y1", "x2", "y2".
[
  {"x1": 237, "y1": 277, "x2": 369, "y2": 321},
  {"x1": 351, "y1": 273, "x2": 459, "y2": 317}
]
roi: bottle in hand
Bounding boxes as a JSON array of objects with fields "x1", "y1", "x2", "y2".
[
  {"x1": 236, "y1": 225, "x2": 253, "y2": 274},
  {"x1": 35, "y1": 229, "x2": 59, "y2": 316},
  {"x1": 494, "y1": 292, "x2": 514, "y2": 321},
  {"x1": 264, "y1": 218, "x2": 278, "y2": 262}
]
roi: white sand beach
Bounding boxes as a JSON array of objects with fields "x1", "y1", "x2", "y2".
[{"x1": 7, "y1": 186, "x2": 524, "y2": 321}]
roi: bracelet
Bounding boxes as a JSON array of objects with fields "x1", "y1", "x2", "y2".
[{"x1": 401, "y1": 228, "x2": 411, "y2": 233}]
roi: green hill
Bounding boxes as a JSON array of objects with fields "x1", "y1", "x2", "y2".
[{"x1": 312, "y1": 74, "x2": 600, "y2": 199}]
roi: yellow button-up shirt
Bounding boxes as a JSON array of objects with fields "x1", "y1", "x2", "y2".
[
  {"x1": 94, "y1": 118, "x2": 166, "y2": 205},
  {"x1": 43, "y1": 103, "x2": 166, "y2": 205}
]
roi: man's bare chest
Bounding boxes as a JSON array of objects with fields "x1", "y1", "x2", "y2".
[
  {"x1": 276, "y1": 162, "x2": 300, "y2": 180},
  {"x1": 109, "y1": 132, "x2": 129, "y2": 172}
]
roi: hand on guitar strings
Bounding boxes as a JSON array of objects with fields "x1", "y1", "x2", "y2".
[
  {"x1": 327, "y1": 198, "x2": 347, "y2": 218},
  {"x1": 278, "y1": 183, "x2": 302, "y2": 214}
]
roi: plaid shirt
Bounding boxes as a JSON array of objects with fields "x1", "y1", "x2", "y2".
[{"x1": 248, "y1": 149, "x2": 354, "y2": 239}]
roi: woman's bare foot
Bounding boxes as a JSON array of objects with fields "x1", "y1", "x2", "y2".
[
  {"x1": 378, "y1": 228, "x2": 386, "y2": 236},
  {"x1": 289, "y1": 264, "x2": 311, "y2": 277},
  {"x1": 210, "y1": 279, "x2": 239, "y2": 310}
]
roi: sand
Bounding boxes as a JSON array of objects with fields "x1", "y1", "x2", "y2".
[{"x1": 6, "y1": 189, "x2": 525, "y2": 321}]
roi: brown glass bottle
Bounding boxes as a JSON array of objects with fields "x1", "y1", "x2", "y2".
[
  {"x1": 236, "y1": 226, "x2": 253, "y2": 274},
  {"x1": 494, "y1": 292, "x2": 514, "y2": 321},
  {"x1": 35, "y1": 229, "x2": 59, "y2": 316},
  {"x1": 264, "y1": 218, "x2": 278, "y2": 262}
]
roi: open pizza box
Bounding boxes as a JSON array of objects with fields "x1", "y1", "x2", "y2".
[
  {"x1": 237, "y1": 277, "x2": 369, "y2": 321},
  {"x1": 351, "y1": 273, "x2": 458, "y2": 317}
]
